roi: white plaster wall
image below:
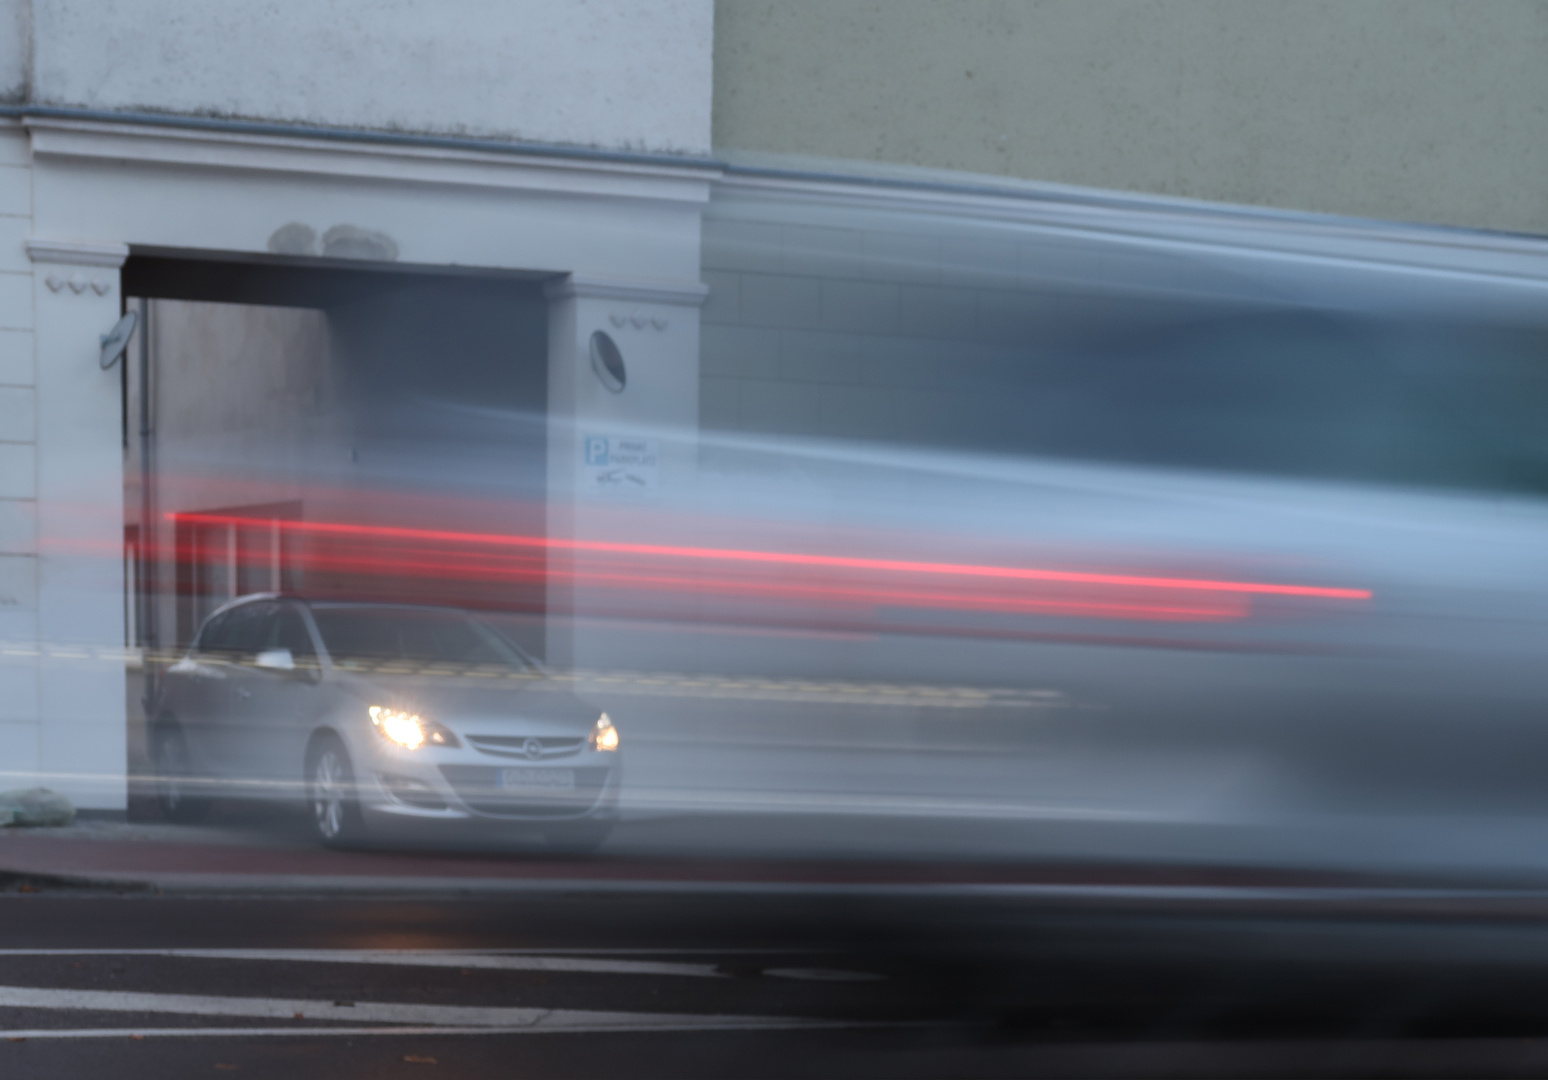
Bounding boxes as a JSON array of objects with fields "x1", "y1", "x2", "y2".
[
  {"x1": 545, "y1": 282, "x2": 704, "y2": 671},
  {"x1": 0, "y1": 0, "x2": 26, "y2": 102},
  {"x1": 31, "y1": 0, "x2": 714, "y2": 155},
  {"x1": 28, "y1": 244, "x2": 127, "y2": 811}
]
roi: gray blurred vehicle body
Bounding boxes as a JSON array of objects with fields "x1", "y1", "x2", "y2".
[
  {"x1": 545, "y1": 300, "x2": 1548, "y2": 876},
  {"x1": 140, "y1": 201, "x2": 1548, "y2": 877},
  {"x1": 149, "y1": 598, "x2": 620, "y2": 849},
  {"x1": 583, "y1": 437, "x2": 1548, "y2": 875}
]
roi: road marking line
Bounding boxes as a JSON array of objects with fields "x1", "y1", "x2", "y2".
[
  {"x1": 0, "y1": 948, "x2": 811, "y2": 957},
  {"x1": 478, "y1": 948, "x2": 814, "y2": 956},
  {"x1": 0, "y1": 1020, "x2": 856, "y2": 1040},
  {"x1": 0, "y1": 985, "x2": 835, "y2": 1031},
  {"x1": 0, "y1": 950, "x2": 723, "y2": 979},
  {"x1": 0, "y1": 949, "x2": 873, "y2": 981},
  {"x1": 764, "y1": 968, "x2": 884, "y2": 982}
]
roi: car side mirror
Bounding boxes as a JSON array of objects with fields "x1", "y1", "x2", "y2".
[{"x1": 254, "y1": 648, "x2": 295, "y2": 672}]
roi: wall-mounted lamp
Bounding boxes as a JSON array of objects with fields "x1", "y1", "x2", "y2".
[
  {"x1": 590, "y1": 329, "x2": 627, "y2": 393},
  {"x1": 99, "y1": 311, "x2": 138, "y2": 370}
]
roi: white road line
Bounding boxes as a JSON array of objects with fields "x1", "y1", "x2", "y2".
[
  {"x1": 0, "y1": 1020, "x2": 854, "y2": 1040},
  {"x1": 0, "y1": 947, "x2": 809, "y2": 957},
  {"x1": 0, "y1": 948, "x2": 876, "y2": 981},
  {"x1": 0, "y1": 949, "x2": 724, "y2": 979},
  {"x1": 476, "y1": 948, "x2": 812, "y2": 956},
  {"x1": 0, "y1": 986, "x2": 838, "y2": 1032},
  {"x1": 764, "y1": 968, "x2": 884, "y2": 982}
]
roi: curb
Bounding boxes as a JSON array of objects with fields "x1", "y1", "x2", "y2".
[
  {"x1": 13, "y1": 865, "x2": 1548, "y2": 917},
  {"x1": 0, "y1": 869, "x2": 156, "y2": 895}
]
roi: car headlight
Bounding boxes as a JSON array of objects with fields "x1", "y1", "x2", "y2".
[
  {"x1": 588, "y1": 713, "x2": 619, "y2": 752},
  {"x1": 368, "y1": 706, "x2": 459, "y2": 749}
]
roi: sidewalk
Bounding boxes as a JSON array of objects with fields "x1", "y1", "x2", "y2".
[{"x1": 8, "y1": 806, "x2": 1548, "y2": 916}]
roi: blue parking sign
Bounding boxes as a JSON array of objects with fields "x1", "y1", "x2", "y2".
[{"x1": 584, "y1": 436, "x2": 609, "y2": 466}]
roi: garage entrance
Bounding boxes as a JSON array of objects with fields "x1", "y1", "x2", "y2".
[{"x1": 121, "y1": 252, "x2": 552, "y2": 800}]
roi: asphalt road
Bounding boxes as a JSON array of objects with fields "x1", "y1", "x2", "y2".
[{"x1": 13, "y1": 885, "x2": 1548, "y2": 1077}]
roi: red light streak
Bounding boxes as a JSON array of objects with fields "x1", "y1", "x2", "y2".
[
  {"x1": 237, "y1": 549, "x2": 1244, "y2": 622},
  {"x1": 167, "y1": 512, "x2": 1370, "y2": 603}
]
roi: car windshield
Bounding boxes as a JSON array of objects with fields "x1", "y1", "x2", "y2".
[{"x1": 308, "y1": 606, "x2": 534, "y2": 670}]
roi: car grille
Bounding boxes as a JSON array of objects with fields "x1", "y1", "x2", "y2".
[
  {"x1": 439, "y1": 764, "x2": 610, "y2": 817},
  {"x1": 466, "y1": 735, "x2": 586, "y2": 760}
]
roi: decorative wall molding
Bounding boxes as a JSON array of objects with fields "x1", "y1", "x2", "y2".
[
  {"x1": 25, "y1": 117, "x2": 720, "y2": 208},
  {"x1": 2, "y1": 105, "x2": 715, "y2": 170},
  {"x1": 41, "y1": 270, "x2": 113, "y2": 295},
  {"x1": 607, "y1": 310, "x2": 671, "y2": 331},
  {"x1": 26, "y1": 239, "x2": 130, "y2": 268},
  {"x1": 545, "y1": 273, "x2": 709, "y2": 308}
]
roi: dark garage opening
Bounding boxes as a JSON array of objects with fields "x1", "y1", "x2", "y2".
[{"x1": 122, "y1": 251, "x2": 552, "y2": 800}]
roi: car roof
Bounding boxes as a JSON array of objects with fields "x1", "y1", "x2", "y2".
[
  {"x1": 203, "y1": 594, "x2": 477, "y2": 625},
  {"x1": 219, "y1": 594, "x2": 470, "y2": 612},
  {"x1": 302, "y1": 600, "x2": 475, "y2": 615}
]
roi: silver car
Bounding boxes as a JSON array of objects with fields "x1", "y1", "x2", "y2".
[{"x1": 149, "y1": 596, "x2": 621, "y2": 850}]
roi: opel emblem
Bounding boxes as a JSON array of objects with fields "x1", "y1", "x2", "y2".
[{"x1": 523, "y1": 737, "x2": 543, "y2": 760}]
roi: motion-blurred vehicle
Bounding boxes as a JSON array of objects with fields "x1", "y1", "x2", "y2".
[{"x1": 149, "y1": 596, "x2": 620, "y2": 850}]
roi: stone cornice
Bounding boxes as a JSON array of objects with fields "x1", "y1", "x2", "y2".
[
  {"x1": 544, "y1": 273, "x2": 709, "y2": 307},
  {"x1": 23, "y1": 116, "x2": 719, "y2": 208},
  {"x1": 26, "y1": 239, "x2": 131, "y2": 268}
]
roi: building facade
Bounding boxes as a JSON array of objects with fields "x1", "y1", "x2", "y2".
[
  {"x1": 0, "y1": 0, "x2": 717, "y2": 808},
  {"x1": 0, "y1": 1, "x2": 1545, "y2": 810}
]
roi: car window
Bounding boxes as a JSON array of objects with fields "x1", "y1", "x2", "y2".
[
  {"x1": 200, "y1": 602, "x2": 272, "y2": 661},
  {"x1": 271, "y1": 606, "x2": 318, "y2": 662},
  {"x1": 309, "y1": 607, "x2": 533, "y2": 669},
  {"x1": 193, "y1": 609, "x2": 232, "y2": 656}
]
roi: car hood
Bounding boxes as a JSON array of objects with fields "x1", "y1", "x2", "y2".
[{"x1": 331, "y1": 670, "x2": 602, "y2": 736}]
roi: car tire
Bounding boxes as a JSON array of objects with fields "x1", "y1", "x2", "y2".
[
  {"x1": 153, "y1": 726, "x2": 212, "y2": 824},
  {"x1": 542, "y1": 820, "x2": 614, "y2": 855},
  {"x1": 306, "y1": 736, "x2": 366, "y2": 849}
]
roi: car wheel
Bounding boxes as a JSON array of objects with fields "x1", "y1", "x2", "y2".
[
  {"x1": 307, "y1": 737, "x2": 365, "y2": 848},
  {"x1": 543, "y1": 820, "x2": 613, "y2": 855},
  {"x1": 153, "y1": 727, "x2": 211, "y2": 824}
]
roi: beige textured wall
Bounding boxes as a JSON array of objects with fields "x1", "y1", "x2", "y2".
[{"x1": 713, "y1": 0, "x2": 1548, "y2": 234}]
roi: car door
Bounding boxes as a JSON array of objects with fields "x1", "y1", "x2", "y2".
[
  {"x1": 200, "y1": 601, "x2": 272, "y2": 780},
  {"x1": 165, "y1": 608, "x2": 239, "y2": 776},
  {"x1": 225, "y1": 602, "x2": 329, "y2": 791}
]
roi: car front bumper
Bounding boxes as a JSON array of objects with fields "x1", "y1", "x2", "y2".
[{"x1": 361, "y1": 750, "x2": 621, "y2": 824}]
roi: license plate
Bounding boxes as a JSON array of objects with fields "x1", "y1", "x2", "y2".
[{"x1": 500, "y1": 767, "x2": 574, "y2": 791}]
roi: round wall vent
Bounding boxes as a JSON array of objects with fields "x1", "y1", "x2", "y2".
[{"x1": 589, "y1": 330, "x2": 627, "y2": 393}]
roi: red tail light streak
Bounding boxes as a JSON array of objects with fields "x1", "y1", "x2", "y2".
[{"x1": 167, "y1": 512, "x2": 1371, "y2": 628}]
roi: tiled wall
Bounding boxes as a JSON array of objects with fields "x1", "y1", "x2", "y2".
[
  {"x1": 699, "y1": 201, "x2": 1326, "y2": 469},
  {"x1": 0, "y1": 124, "x2": 35, "y2": 774},
  {"x1": 697, "y1": 210, "x2": 1135, "y2": 455}
]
